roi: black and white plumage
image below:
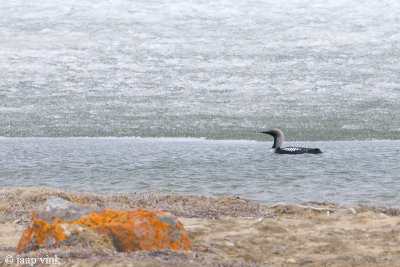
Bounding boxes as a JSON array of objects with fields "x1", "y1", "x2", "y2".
[{"x1": 261, "y1": 129, "x2": 322, "y2": 154}]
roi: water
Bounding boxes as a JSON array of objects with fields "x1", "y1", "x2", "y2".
[
  {"x1": 0, "y1": 137, "x2": 399, "y2": 206},
  {"x1": 1, "y1": 1, "x2": 399, "y2": 206},
  {"x1": 0, "y1": 0, "x2": 399, "y2": 140}
]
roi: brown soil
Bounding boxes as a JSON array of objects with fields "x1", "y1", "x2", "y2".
[{"x1": 1, "y1": 187, "x2": 400, "y2": 266}]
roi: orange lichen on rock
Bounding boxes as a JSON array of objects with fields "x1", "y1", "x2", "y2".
[
  {"x1": 88, "y1": 209, "x2": 191, "y2": 251},
  {"x1": 17, "y1": 197, "x2": 191, "y2": 253},
  {"x1": 69, "y1": 198, "x2": 92, "y2": 206},
  {"x1": 17, "y1": 209, "x2": 86, "y2": 252}
]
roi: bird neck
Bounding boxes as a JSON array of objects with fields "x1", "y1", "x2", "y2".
[{"x1": 272, "y1": 135, "x2": 283, "y2": 148}]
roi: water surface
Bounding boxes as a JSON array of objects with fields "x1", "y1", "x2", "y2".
[
  {"x1": 1, "y1": 1, "x2": 399, "y2": 206},
  {"x1": 1, "y1": 0, "x2": 399, "y2": 140},
  {"x1": 1, "y1": 138, "x2": 399, "y2": 207}
]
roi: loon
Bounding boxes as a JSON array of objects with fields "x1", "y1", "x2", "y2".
[{"x1": 261, "y1": 129, "x2": 322, "y2": 154}]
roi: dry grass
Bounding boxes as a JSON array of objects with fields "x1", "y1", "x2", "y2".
[
  {"x1": 360, "y1": 205, "x2": 400, "y2": 216},
  {"x1": 0, "y1": 187, "x2": 263, "y2": 266},
  {"x1": 0, "y1": 186, "x2": 263, "y2": 223},
  {"x1": 1, "y1": 186, "x2": 400, "y2": 267}
]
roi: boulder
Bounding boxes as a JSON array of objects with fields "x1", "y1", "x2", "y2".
[{"x1": 17, "y1": 197, "x2": 192, "y2": 252}]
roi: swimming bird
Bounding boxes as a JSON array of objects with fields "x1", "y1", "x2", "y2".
[{"x1": 261, "y1": 129, "x2": 322, "y2": 154}]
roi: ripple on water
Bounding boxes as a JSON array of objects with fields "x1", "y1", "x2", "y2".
[{"x1": 0, "y1": 138, "x2": 399, "y2": 207}]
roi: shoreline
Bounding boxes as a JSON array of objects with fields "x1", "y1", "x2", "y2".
[
  {"x1": 1, "y1": 186, "x2": 400, "y2": 266},
  {"x1": 1, "y1": 184, "x2": 399, "y2": 210}
]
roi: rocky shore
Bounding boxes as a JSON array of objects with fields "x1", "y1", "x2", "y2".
[{"x1": 1, "y1": 187, "x2": 400, "y2": 266}]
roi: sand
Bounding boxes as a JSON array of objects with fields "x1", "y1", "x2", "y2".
[{"x1": 1, "y1": 187, "x2": 400, "y2": 266}]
